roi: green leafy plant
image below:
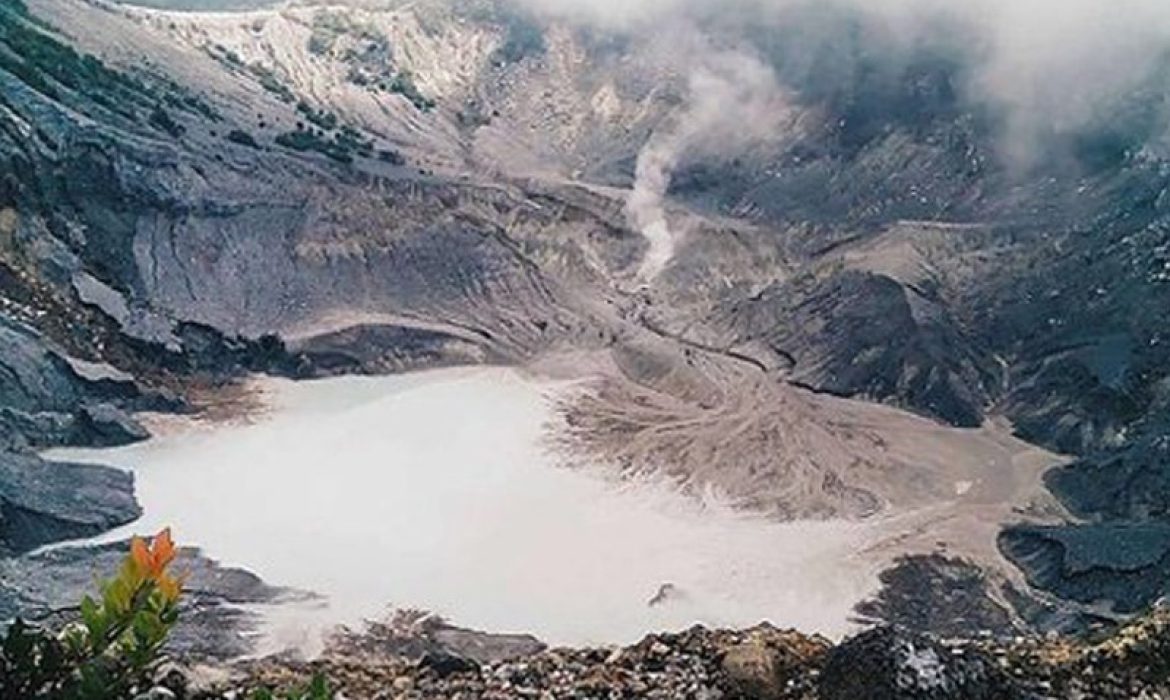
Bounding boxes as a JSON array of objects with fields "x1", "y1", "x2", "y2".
[
  {"x1": 382, "y1": 70, "x2": 436, "y2": 111},
  {"x1": 148, "y1": 106, "x2": 185, "y2": 138},
  {"x1": 0, "y1": 529, "x2": 185, "y2": 699},
  {"x1": 296, "y1": 100, "x2": 339, "y2": 131},
  {"x1": 249, "y1": 673, "x2": 332, "y2": 700},
  {"x1": 227, "y1": 129, "x2": 261, "y2": 148}
]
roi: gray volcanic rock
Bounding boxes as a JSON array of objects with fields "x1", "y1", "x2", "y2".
[
  {"x1": 853, "y1": 554, "x2": 1019, "y2": 637},
  {"x1": 0, "y1": 542, "x2": 284, "y2": 659},
  {"x1": 0, "y1": 408, "x2": 72, "y2": 452},
  {"x1": 0, "y1": 319, "x2": 145, "y2": 555},
  {"x1": 718, "y1": 268, "x2": 993, "y2": 427},
  {"x1": 1045, "y1": 435, "x2": 1170, "y2": 523},
  {"x1": 232, "y1": 623, "x2": 830, "y2": 700},
  {"x1": 327, "y1": 610, "x2": 547, "y2": 666},
  {"x1": 999, "y1": 523, "x2": 1170, "y2": 615},
  {"x1": 198, "y1": 605, "x2": 1170, "y2": 699},
  {"x1": 289, "y1": 323, "x2": 492, "y2": 376},
  {"x1": 0, "y1": 318, "x2": 86, "y2": 414},
  {"x1": 0, "y1": 452, "x2": 140, "y2": 555},
  {"x1": 0, "y1": 318, "x2": 152, "y2": 450},
  {"x1": 72, "y1": 403, "x2": 151, "y2": 447},
  {"x1": 819, "y1": 626, "x2": 1025, "y2": 700}
]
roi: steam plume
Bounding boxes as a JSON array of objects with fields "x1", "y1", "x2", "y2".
[
  {"x1": 628, "y1": 46, "x2": 788, "y2": 281},
  {"x1": 518, "y1": 0, "x2": 1170, "y2": 164}
]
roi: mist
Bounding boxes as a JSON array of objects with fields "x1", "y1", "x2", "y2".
[
  {"x1": 50, "y1": 368, "x2": 880, "y2": 651},
  {"x1": 628, "y1": 38, "x2": 789, "y2": 280},
  {"x1": 514, "y1": 0, "x2": 1170, "y2": 163}
]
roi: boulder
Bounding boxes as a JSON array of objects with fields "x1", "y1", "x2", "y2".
[
  {"x1": 819, "y1": 627, "x2": 1024, "y2": 700},
  {"x1": 73, "y1": 403, "x2": 149, "y2": 447},
  {"x1": 418, "y1": 650, "x2": 480, "y2": 678},
  {"x1": 0, "y1": 452, "x2": 140, "y2": 555},
  {"x1": 719, "y1": 625, "x2": 828, "y2": 700},
  {"x1": 721, "y1": 640, "x2": 788, "y2": 699}
]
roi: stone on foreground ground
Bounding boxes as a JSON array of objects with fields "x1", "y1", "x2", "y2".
[{"x1": 145, "y1": 606, "x2": 1170, "y2": 700}]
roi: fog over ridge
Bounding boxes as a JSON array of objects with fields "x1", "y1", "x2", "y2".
[{"x1": 507, "y1": 0, "x2": 1170, "y2": 163}]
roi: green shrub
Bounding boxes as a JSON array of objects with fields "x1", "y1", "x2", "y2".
[
  {"x1": 459, "y1": 2, "x2": 546, "y2": 66},
  {"x1": 227, "y1": 129, "x2": 260, "y2": 148},
  {"x1": 275, "y1": 128, "x2": 353, "y2": 163},
  {"x1": 382, "y1": 70, "x2": 435, "y2": 112},
  {"x1": 0, "y1": 530, "x2": 184, "y2": 699},
  {"x1": 247, "y1": 64, "x2": 294, "y2": 103},
  {"x1": 335, "y1": 124, "x2": 373, "y2": 157},
  {"x1": 250, "y1": 674, "x2": 332, "y2": 700},
  {"x1": 296, "y1": 101, "x2": 338, "y2": 131},
  {"x1": 0, "y1": 5, "x2": 145, "y2": 106},
  {"x1": 377, "y1": 148, "x2": 405, "y2": 165},
  {"x1": 148, "y1": 107, "x2": 184, "y2": 137}
]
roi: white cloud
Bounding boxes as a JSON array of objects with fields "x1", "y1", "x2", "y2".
[{"x1": 511, "y1": 0, "x2": 1170, "y2": 159}]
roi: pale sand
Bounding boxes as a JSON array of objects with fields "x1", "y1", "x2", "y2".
[{"x1": 46, "y1": 367, "x2": 886, "y2": 652}]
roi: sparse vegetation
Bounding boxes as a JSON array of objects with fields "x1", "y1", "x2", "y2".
[
  {"x1": 457, "y1": 100, "x2": 492, "y2": 128},
  {"x1": 204, "y1": 47, "x2": 292, "y2": 104},
  {"x1": 211, "y1": 44, "x2": 244, "y2": 67},
  {"x1": 459, "y1": 1, "x2": 546, "y2": 66},
  {"x1": 296, "y1": 100, "x2": 339, "y2": 131},
  {"x1": 307, "y1": 10, "x2": 383, "y2": 57},
  {"x1": 336, "y1": 124, "x2": 374, "y2": 157},
  {"x1": 148, "y1": 106, "x2": 184, "y2": 137},
  {"x1": 377, "y1": 148, "x2": 405, "y2": 165},
  {"x1": 384, "y1": 70, "x2": 436, "y2": 112},
  {"x1": 249, "y1": 674, "x2": 333, "y2": 700},
  {"x1": 0, "y1": 1, "x2": 145, "y2": 113},
  {"x1": 0, "y1": 1, "x2": 219, "y2": 129},
  {"x1": 163, "y1": 87, "x2": 221, "y2": 122},
  {"x1": 276, "y1": 127, "x2": 353, "y2": 163},
  {"x1": 227, "y1": 129, "x2": 260, "y2": 148},
  {"x1": 249, "y1": 64, "x2": 295, "y2": 103}
]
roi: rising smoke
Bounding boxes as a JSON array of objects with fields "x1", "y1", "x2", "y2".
[
  {"x1": 628, "y1": 43, "x2": 788, "y2": 281},
  {"x1": 503, "y1": 0, "x2": 1170, "y2": 277},
  {"x1": 514, "y1": 0, "x2": 1170, "y2": 162}
]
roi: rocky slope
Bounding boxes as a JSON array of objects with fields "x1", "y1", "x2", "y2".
[{"x1": 2, "y1": 0, "x2": 1170, "y2": 666}]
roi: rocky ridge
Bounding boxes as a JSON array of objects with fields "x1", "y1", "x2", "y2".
[{"x1": 139, "y1": 605, "x2": 1170, "y2": 699}]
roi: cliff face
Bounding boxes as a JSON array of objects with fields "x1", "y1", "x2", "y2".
[{"x1": 2, "y1": 0, "x2": 1170, "y2": 645}]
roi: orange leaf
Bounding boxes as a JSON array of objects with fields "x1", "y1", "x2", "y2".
[
  {"x1": 150, "y1": 528, "x2": 177, "y2": 575},
  {"x1": 129, "y1": 536, "x2": 151, "y2": 577},
  {"x1": 157, "y1": 574, "x2": 182, "y2": 603}
]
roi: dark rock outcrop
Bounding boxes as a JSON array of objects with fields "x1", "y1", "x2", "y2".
[
  {"x1": 0, "y1": 453, "x2": 139, "y2": 555},
  {"x1": 0, "y1": 318, "x2": 146, "y2": 554},
  {"x1": 820, "y1": 627, "x2": 1024, "y2": 700},
  {"x1": 0, "y1": 542, "x2": 284, "y2": 659},
  {"x1": 999, "y1": 523, "x2": 1170, "y2": 615},
  {"x1": 719, "y1": 269, "x2": 993, "y2": 427},
  {"x1": 72, "y1": 403, "x2": 151, "y2": 446},
  {"x1": 854, "y1": 554, "x2": 1019, "y2": 637},
  {"x1": 289, "y1": 323, "x2": 491, "y2": 376},
  {"x1": 1045, "y1": 435, "x2": 1170, "y2": 523}
]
